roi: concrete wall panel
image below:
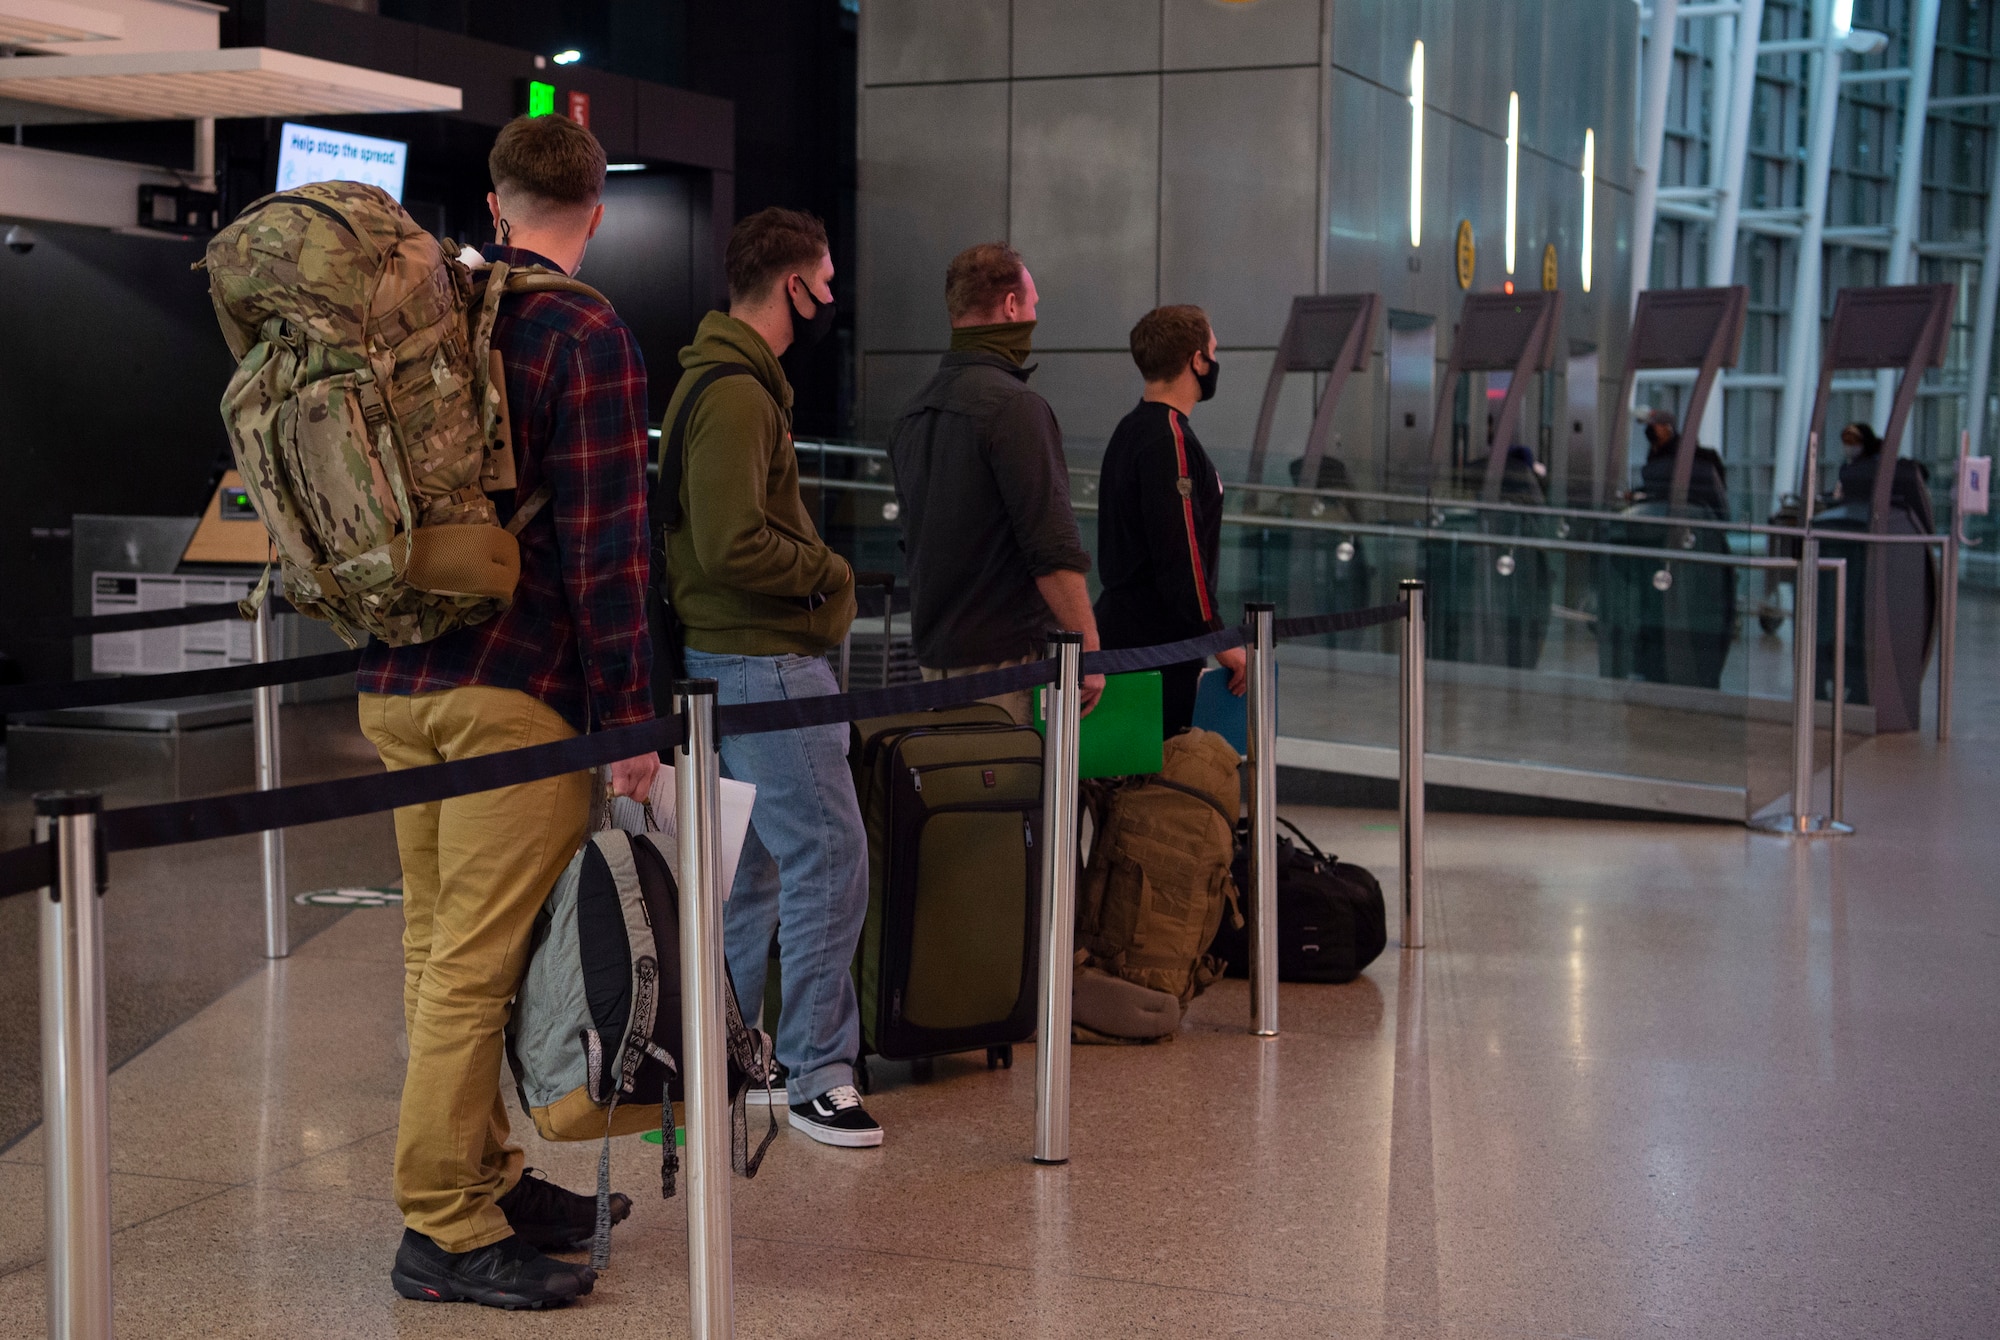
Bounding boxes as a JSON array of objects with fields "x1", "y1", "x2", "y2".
[
  {"x1": 1162, "y1": 0, "x2": 1321, "y2": 70},
  {"x1": 860, "y1": 81, "x2": 1010, "y2": 350},
  {"x1": 1012, "y1": 0, "x2": 1160, "y2": 78},
  {"x1": 862, "y1": 0, "x2": 1010, "y2": 85},
  {"x1": 1159, "y1": 65, "x2": 1319, "y2": 350},
  {"x1": 1010, "y1": 75, "x2": 1161, "y2": 350}
]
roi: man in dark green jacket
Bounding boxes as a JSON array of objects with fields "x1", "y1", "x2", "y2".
[{"x1": 659, "y1": 208, "x2": 880, "y2": 1148}]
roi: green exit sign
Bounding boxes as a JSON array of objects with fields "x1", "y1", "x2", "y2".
[{"x1": 524, "y1": 80, "x2": 555, "y2": 117}]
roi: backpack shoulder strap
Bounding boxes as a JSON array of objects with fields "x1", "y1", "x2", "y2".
[
  {"x1": 654, "y1": 363, "x2": 757, "y2": 534},
  {"x1": 1147, "y1": 775, "x2": 1239, "y2": 830}
]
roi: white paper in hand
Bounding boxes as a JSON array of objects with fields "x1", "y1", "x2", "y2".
[{"x1": 607, "y1": 767, "x2": 758, "y2": 900}]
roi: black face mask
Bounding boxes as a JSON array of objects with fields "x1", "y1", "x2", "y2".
[
  {"x1": 1194, "y1": 352, "x2": 1220, "y2": 402},
  {"x1": 790, "y1": 277, "x2": 836, "y2": 349}
]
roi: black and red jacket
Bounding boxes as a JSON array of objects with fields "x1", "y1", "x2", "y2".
[{"x1": 1092, "y1": 399, "x2": 1225, "y2": 652}]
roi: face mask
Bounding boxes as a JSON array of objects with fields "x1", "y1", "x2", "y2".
[
  {"x1": 790, "y1": 276, "x2": 836, "y2": 348},
  {"x1": 1843, "y1": 441, "x2": 1863, "y2": 462},
  {"x1": 1194, "y1": 352, "x2": 1220, "y2": 402}
]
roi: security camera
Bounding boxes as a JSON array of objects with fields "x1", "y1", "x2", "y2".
[{"x1": 5, "y1": 226, "x2": 35, "y2": 255}]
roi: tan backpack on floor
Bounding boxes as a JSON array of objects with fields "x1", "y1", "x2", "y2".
[
  {"x1": 202, "y1": 181, "x2": 607, "y2": 647},
  {"x1": 1075, "y1": 728, "x2": 1244, "y2": 1040}
]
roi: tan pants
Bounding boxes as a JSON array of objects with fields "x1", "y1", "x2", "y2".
[
  {"x1": 358, "y1": 686, "x2": 592, "y2": 1252},
  {"x1": 920, "y1": 656, "x2": 1036, "y2": 726}
]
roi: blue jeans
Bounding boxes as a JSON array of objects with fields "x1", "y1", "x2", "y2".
[{"x1": 684, "y1": 649, "x2": 867, "y2": 1104}]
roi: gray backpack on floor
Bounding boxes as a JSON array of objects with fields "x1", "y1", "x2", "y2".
[{"x1": 506, "y1": 822, "x2": 775, "y2": 1267}]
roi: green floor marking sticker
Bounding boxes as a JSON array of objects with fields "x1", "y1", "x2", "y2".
[
  {"x1": 640, "y1": 1128, "x2": 687, "y2": 1147},
  {"x1": 294, "y1": 887, "x2": 404, "y2": 907},
  {"x1": 1363, "y1": 823, "x2": 1400, "y2": 831}
]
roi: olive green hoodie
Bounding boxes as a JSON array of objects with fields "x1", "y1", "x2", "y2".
[{"x1": 661, "y1": 311, "x2": 855, "y2": 655}]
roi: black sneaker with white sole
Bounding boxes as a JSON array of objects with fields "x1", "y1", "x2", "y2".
[
  {"x1": 745, "y1": 1058, "x2": 790, "y2": 1107},
  {"x1": 390, "y1": 1229, "x2": 595, "y2": 1310},
  {"x1": 497, "y1": 1167, "x2": 630, "y2": 1253},
  {"x1": 788, "y1": 1084, "x2": 884, "y2": 1147}
]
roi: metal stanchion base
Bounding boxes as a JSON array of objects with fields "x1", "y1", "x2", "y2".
[{"x1": 1748, "y1": 813, "x2": 1854, "y2": 838}]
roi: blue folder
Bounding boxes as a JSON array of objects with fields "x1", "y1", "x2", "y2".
[{"x1": 1191, "y1": 665, "x2": 1265, "y2": 755}]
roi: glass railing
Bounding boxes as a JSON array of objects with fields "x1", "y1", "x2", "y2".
[{"x1": 795, "y1": 441, "x2": 1943, "y2": 823}]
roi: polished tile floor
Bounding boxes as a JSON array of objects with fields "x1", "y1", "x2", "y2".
[{"x1": 3, "y1": 643, "x2": 1999, "y2": 1336}]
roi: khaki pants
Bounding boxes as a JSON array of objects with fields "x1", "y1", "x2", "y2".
[
  {"x1": 358, "y1": 686, "x2": 592, "y2": 1252},
  {"x1": 920, "y1": 656, "x2": 1036, "y2": 726}
]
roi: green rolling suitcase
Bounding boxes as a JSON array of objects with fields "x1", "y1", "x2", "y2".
[{"x1": 849, "y1": 703, "x2": 1044, "y2": 1080}]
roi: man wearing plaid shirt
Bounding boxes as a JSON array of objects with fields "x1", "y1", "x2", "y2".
[{"x1": 357, "y1": 115, "x2": 657, "y2": 1310}]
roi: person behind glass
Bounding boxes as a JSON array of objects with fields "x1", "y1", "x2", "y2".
[
  {"x1": 658, "y1": 208, "x2": 880, "y2": 1148},
  {"x1": 1635, "y1": 407, "x2": 1728, "y2": 516},
  {"x1": 1833, "y1": 420, "x2": 1934, "y2": 529},
  {"x1": 1093, "y1": 305, "x2": 1247, "y2": 736}
]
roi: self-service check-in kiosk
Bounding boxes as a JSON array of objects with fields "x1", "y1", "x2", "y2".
[
  {"x1": 1243, "y1": 294, "x2": 1382, "y2": 621},
  {"x1": 1598, "y1": 286, "x2": 1748, "y2": 689},
  {"x1": 1797, "y1": 284, "x2": 1952, "y2": 733},
  {"x1": 1417, "y1": 291, "x2": 1563, "y2": 668}
]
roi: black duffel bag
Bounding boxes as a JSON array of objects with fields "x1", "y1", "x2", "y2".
[{"x1": 1213, "y1": 817, "x2": 1387, "y2": 984}]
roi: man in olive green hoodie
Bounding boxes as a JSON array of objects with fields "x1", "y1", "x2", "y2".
[{"x1": 659, "y1": 208, "x2": 880, "y2": 1147}]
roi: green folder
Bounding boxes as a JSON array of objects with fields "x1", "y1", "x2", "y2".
[{"x1": 1034, "y1": 670, "x2": 1164, "y2": 779}]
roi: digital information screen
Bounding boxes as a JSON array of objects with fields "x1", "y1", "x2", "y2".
[{"x1": 276, "y1": 123, "x2": 408, "y2": 201}]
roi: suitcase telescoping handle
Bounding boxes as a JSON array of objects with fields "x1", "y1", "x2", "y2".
[{"x1": 853, "y1": 570, "x2": 897, "y2": 688}]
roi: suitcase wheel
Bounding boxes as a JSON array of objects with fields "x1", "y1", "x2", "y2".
[
  {"x1": 855, "y1": 1055, "x2": 873, "y2": 1095},
  {"x1": 986, "y1": 1045, "x2": 1013, "y2": 1071},
  {"x1": 910, "y1": 1057, "x2": 935, "y2": 1082}
]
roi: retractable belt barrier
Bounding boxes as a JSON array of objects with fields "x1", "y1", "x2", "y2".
[
  {"x1": 0, "y1": 649, "x2": 362, "y2": 716},
  {"x1": 0, "y1": 601, "x2": 1410, "y2": 900},
  {"x1": 0, "y1": 597, "x2": 298, "y2": 641}
]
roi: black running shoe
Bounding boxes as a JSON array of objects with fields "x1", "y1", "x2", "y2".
[
  {"x1": 497, "y1": 1167, "x2": 631, "y2": 1253},
  {"x1": 745, "y1": 1057, "x2": 790, "y2": 1107},
  {"x1": 390, "y1": 1229, "x2": 595, "y2": 1309},
  {"x1": 788, "y1": 1084, "x2": 884, "y2": 1148}
]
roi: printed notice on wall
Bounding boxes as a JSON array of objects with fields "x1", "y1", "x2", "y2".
[{"x1": 276, "y1": 123, "x2": 408, "y2": 202}]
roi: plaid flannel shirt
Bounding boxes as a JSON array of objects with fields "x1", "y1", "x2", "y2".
[{"x1": 357, "y1": 245, "x2": 653, "y2": 732}]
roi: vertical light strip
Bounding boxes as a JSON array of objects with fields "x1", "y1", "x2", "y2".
[
  {"x1": 1409, "y1": 40, "x2": 1425, "y2": 247},
  {"x1": 1504, "y1": 91, "x2": 1520, "y2": 274},
  {"x1": 1832, "y1": 0, "x2": 1854, "y2": 36},
  {"x1": 1581, "y1": 128, "x2": 1596, "y2": 292}
]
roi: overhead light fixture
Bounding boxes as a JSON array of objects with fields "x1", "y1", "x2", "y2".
[
  {"x1": 1831, "y1": 0, "x2": 1854, "y2": 37},
  {"x1": 1408, "y1": 40, "x2": 1425, "y2": 248},
  {"x1": 1581, "y1": 128, "x2": 1596, "y2": 293},
  {"x1": 552, "y1": 49, "x2": 582, "y2": 66},
  {"x1": 606, "y1": 163, "x2": 646, "y2": 172},
  {"x1": 1505, "y1": 91, "x2": 1520, "y2": 276}
]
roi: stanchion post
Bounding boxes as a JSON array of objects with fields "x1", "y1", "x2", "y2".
[
  {"x1": 1398, "y1": 581, "x2": 1427, "y2": 950},
  {"x1": 1753, "y1": 536, "x2": 1821, "y2": 835},
  {"x1": 1827, "y1": 557, "x2": 1849, "y2": 831},
  {"x1": 1034, "y1": 631, "x2": 1083, "y2": 1165},
  {"x1": 36, "y1": 790, "x2": 113, "y2": 1340},
  {"x1": 673, "y1": 681, "x2": 734, "y2": 1340},
  {"x1": 1244, "y1": 603, "x2": 1279, "y2": 1038},
  {"x1": 252, "y1": 600, "x2": 288, "y2": 958},
  {"x1": 1939, "y1": 528, "x2": 1958, "y2": 742}
]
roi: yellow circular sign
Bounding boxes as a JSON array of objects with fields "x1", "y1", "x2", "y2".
[
  {"x1": 1542, "y1": 243, "x2": 1559, "y2": 291},
  {"x1": 1455, "y1": 220, "x2": 1476, "y2": 290}
]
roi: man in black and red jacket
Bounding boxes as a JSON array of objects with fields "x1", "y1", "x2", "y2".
[{"x1": 1093, "y1": 305, "x2": 1247, "y2": 736}]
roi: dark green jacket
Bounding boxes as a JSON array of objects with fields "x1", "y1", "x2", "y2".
[{"x1": 660, "y1": 312, "x2": 854, "y2": 656}]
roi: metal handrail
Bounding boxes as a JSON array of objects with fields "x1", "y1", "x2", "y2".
[{"x1": 1070, "y1": 465, "x2": 1956, "y2": 546}]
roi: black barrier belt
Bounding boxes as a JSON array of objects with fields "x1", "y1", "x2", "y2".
[
  {"x1": 713, "y1": 659, "x2": 1057, "y2": 738},
  {"x1": 0, "y1": 603, "x2": 1414, "y2": 899},
  {"x1": 0, "y1": 648, "x2": 361, "y2": 716},
  {"x1": 0, "y1": 841, "x2": 56, "y2": 901},
  {"x1": 94, "y1": 713, "x2": 688, "y2": 859},
  {"x1": 0, "y1": 598, "x2": 300, "y2": 641},
  {"x1": 1272, "y1": 601, "x2": 1407, "y2": 641},
  {"x1": 1081, "y1": 627, "x2": 1247, "y2": 677}
]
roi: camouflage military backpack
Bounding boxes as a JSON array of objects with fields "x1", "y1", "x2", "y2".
[
  {"x1": 202, "y1": 181, "x2": 608, "y2": 646},
  {"x1": 1073, "y1": 728, "x2": 1244, "y2": 1040}
]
